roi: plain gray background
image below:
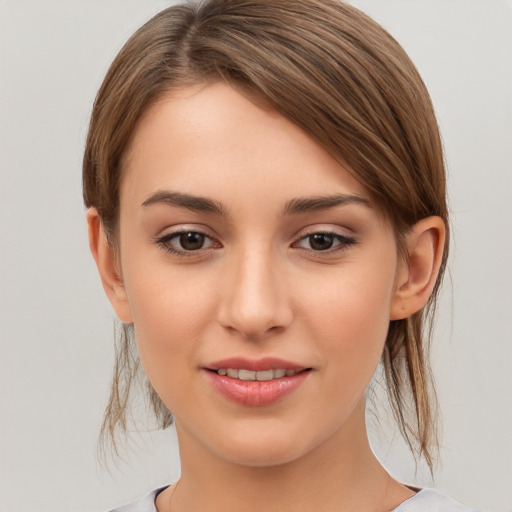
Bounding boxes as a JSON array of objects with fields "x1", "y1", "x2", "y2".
[{"x1": 1, "y1": 1, "x2": 511, "y2": 511}]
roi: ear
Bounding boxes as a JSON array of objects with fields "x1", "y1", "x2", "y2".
[
  {"x1": 390, "y1": 216, "x2": 446, "y2": 320},
  {"x1": 86, "y1": 208, "x2": 133, "y2": 323}
]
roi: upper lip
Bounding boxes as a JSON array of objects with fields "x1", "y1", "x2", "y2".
[{"x1": 206, "y1": 357, "x2": 308, "y2": 372}]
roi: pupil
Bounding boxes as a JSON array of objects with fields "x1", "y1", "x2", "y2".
[
  {"x1": 310, "y1": 233, "x2": 333, "y2": 251},
  {"x1": 180, "y1": 232, "x2": 204, "y2": 250}
]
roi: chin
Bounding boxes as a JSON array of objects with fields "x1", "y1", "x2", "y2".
[
  {"x1": 207, "y1": 425, "x2": 317, "y2": 468},
  {"x1": 219, "y1": 444, "x2": 306, "y2": 468}
]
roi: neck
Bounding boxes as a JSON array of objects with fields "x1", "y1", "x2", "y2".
[{"x1": 159, "y1": 401, "x2": 414, "y2": 512}]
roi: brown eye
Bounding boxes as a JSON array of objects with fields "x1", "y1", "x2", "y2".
[
  {"x1": 308, "y1": 233, "x2": 334, "y2": 251},
  {"x1": 157, "y1": 230, "x2": 216, "y2": 255},
  {"x1": 179, "y1": 232, "x2": 206, "y2": 250},
  {"x1": 294, "y1": 231, "x2": 357, "y2": 253}
]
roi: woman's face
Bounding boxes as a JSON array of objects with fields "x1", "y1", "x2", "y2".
[{"x1": 113, "y1": 81, "x2": 405, "y2": 467}]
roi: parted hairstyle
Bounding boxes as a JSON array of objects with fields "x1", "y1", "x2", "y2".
[{"x1": 83, "y1": 0, "x2": 449, "y2": 471}]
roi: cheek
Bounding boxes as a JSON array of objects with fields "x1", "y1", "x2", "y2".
[
  {"x1": 123, "y1": 264, "x2": 217, "y2": 389},
  {"x1": 304, "y1": 263, "x2": 395, "y2": 378}
]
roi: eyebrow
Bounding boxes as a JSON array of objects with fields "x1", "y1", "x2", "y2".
[
  {"x1": 282, "y1": 193, "x2": 371, "y2": 215},
  {"x1": 141, "y1": 190, "x2": 370, "y2": 217},
  {"x1": 142, "y1": 190, "x2": 229, "y2": 216}
]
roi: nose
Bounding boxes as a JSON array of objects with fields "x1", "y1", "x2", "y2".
[{"x1": 217, "y1": 246, "x2": 293, "y2": 341}]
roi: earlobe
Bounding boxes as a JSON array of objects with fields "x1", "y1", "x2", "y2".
[
  {"x1": 86, "y1": 208, "x2": 133, "y2": 323},
  {"x1": 390, "y1": 216, "x2": 446, "y2": 321}
]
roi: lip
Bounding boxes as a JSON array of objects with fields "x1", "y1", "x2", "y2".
[
  {"x1": 204, "y1": 357, "x2": 311, "y2": 407},
  {"x1": 206, "y1": 356, "x2": 306, "y2": 372}
]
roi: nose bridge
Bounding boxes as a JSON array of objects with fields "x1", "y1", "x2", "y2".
[{"x1": 218, "y1": 240, "x2": 291, "y2": 340}]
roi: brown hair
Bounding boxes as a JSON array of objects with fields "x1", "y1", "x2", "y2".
[{"x1": 83, "y1": 0, "x2": 448, "y2": 470}]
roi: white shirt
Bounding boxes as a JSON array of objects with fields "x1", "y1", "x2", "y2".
[{"x1": 108, "y1": 487, "x2": 480, "y2": 512}]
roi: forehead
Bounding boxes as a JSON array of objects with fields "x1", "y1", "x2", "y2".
[{"x1": 120, "y1": 81, "x2": 372, "y2": 213}]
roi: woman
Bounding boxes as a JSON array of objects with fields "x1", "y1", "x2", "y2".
[{"x1": 83, "y1": 1, "x2": 479, "y2": 510}]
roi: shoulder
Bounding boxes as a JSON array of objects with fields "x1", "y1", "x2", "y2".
[
  {"x1": 107, "y1": 486, "x2": 480, "y2": 512},
  {"x1": 107, "y1": 486, "x2": 169, "y2": 512},
  {"x1": 393, "y1": 489, "x2": 481, "y2": 512}
]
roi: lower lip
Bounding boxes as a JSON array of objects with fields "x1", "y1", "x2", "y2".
[{"x1": 205, "y1": 370, "x2": 310, "y2": 407}]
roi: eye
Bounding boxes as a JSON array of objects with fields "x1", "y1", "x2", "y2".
[
  {"x1": 156, "y1": 230, "x2": 217, "y2": 255},
  {"x1": 294, "y1": 232, "x2": 356, "y2": 252}
]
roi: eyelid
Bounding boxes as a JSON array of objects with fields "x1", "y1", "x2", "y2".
[
  {"x1": 153, "y1": 226, "x2": 221, "y2": 257},
  {"x1": 152, "y1": 224, "x2": 358, "y2": 257},
  {"x1": 292, "y1": 227, "x2": 358, "y2": 254},
  {"x1": 295, "y1": 224, "x2": 355, "y2": 240}
]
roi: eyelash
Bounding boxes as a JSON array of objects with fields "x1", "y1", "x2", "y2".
[{"x1": 154, "y1": 230, "x2": 357, "y2": 258}]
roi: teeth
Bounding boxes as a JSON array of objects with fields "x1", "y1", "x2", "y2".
[
  {"x1": 239, "y1": 370, "x2": 256, "y2": 381},
  {"x1": 216, "y1": 368, "x2": 298, "y2": 381},
  {"x1": 256, "y1": 370, "x2": 274, "y2": 381}
]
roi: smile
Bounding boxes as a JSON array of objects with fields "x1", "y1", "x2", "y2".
[
  {"x1": 216, "y1": 368, "x2": 300, "y2": 381},
  {"x1": 206, "y1": 365, "x2": 311, "y2": 406}
]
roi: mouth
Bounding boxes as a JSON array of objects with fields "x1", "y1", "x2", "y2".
[
  {"x1": 212, "y1": 368, "x2": 308, "y2": 381},
  {"x1": 204, "y1": 358, "x2": 312, "y2": 406}
]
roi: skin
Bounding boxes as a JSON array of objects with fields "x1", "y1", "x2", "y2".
[{"x1": 88, "y1": 82, "x2": 445, "y2": 512}]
